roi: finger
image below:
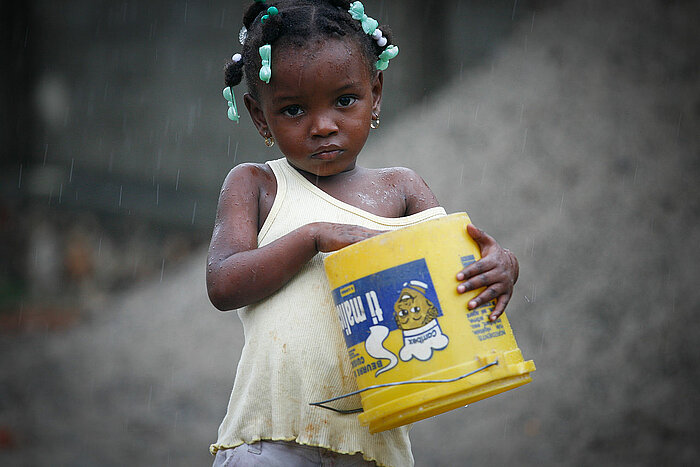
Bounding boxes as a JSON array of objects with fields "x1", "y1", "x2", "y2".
[
  {"x1": 466, "y1": 223, "x2": 496, "y2": 251},
  {"x1": 489, "y1": 293, "x2": 511, "y2": 321},
  {"x1": 467, "y1": 285, "x2": 503, "y2": 309},
  {"x1": 456, "y1": 257, "x2": 497, "y2": 281},
  {"x1": 457, "y1": 270, "x2": 501, "y2": 293}
]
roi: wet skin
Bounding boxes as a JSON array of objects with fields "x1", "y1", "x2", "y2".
[
  {"x1": 207, "y1": 37, "x2": 518, "y2": 319},
  {"x1": 245, "y1": 38, "x2": 377, "y2": 180}
]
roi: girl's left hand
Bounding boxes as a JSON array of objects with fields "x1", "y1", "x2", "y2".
[{"x1": 456, "y1": 224, "x2": 519, "y2": 321}]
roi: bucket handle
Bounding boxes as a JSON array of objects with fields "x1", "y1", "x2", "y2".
[{"x1": 309, "y1": 359, "x2": 499, "y2": 414}]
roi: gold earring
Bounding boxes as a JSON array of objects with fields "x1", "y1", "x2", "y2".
[
  {"x1": 264, "y1": 135, "x2": 275, "y2": 147},
  {"x1": 370, "y1": 114, "x2": 380, "y2": 129}
]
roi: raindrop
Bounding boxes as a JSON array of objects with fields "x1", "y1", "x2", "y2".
[
  {"x1": 676, "y1": 112, "x2": 682, "y2": 140},
  {"x1": 160, "y1": 258, "x2": 165, "y2": 282},
  {"x1": 119, "y1": 185, "x2": 123, "y2": 207},
  {"x1": 24, "y1": 26, "x2": 29, "y2": 48},
  {"x1": 69, "y1": 158, "x2": 74, "y2": 182},
  {"x1": 519, "y1": 103, "x2": 525, "y2": 123},
  {"x1": 511, "y1": 0, "x2": 518, "y2": 20},
  {"x1": 227, "y1": 136, "x2": 231, "y2": 158},
  {"x1": 530, "y1": 11, "x2": 536, "y2": 32},
  {"x1": 234, "y1": 141, "x2": 239, "y2": 165},
  {"x1": 156, "y1": 183, "x2": 160, "y2": 205},
  {"x1": 176, "y1": 170, "x2": 180, "y2": 190},
  {"x1": 18, "y1": 164, "x2": 22, "y2": 189},
  {"x1": 191, "y1": 201, "x2": 197, "y2": 224},
  {"x1": 521, "y1": 128, "x2": 528, "y2": 154},
  {"x1": 559, "y1": 193, "x2": 564, "y2": 216},
  {"x1": 59, "y1": 183, "x2": 63, "y2": 203},
  {"x1": 474, "y1": 103, "x2": 479, "y2": 121},
  {"x1": 43, "y1": 144, "x2": 48, "y2": 166},
  {"x1": 459, "y1": 165, "x2": 464, "y2": 185},
  {"x1": 98, "y1": 236, "x2": 102, "y2": 257},
  {"x1": 539, "y1": 328, "x2": 545, "y2": 353}
]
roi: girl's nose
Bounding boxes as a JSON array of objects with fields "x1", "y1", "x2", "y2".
[{"x1": 310, "y1": 112, "x2": 339, "y2": 137}]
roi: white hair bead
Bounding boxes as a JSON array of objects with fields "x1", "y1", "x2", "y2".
[
  {"x1": 372, "y1": 29, "x2": 383, "y2": 40},
  {"x1": 377, "y1": 36, "x2": 388, "y2": 47},
  {"x1": 232, "y1": 53, "x2": 242, "y2": 62}
]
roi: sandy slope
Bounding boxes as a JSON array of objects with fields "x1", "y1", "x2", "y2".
[{"x1": 1, "y1": 0, "x2": 699, "y2": 465}]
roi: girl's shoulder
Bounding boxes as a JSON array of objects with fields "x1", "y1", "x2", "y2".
[
  {"x1": 219, "y1": 162, "x2": 277, "y2": 228},
  {"x1": 367, "y1": 166, "x2": 430, "y2": 193},
  {"x1": 366, "y1": 166, "x2": 440, "y2": 215},
  {"x1": 222, "y1": 162, "x2": 276, "y2": 194}
]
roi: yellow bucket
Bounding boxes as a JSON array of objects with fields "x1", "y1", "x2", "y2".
[{"x1": 322, "y1": 212, "x2": 535, "y2": 433}]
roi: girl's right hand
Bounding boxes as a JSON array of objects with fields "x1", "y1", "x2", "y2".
[{"x1": 309, "y1": 222, "x2": 385, "y2": 252}]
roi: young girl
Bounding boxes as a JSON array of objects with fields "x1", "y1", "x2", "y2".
[{"x1": 207, "y1": 1, "x2": 519, "y2": 465}]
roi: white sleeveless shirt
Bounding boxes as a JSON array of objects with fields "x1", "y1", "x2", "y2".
[{"x1": 210, "y1": 158, "x2": 446, "y2": 467}]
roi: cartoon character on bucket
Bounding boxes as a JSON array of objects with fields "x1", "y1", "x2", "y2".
[
  {"x1": 393, "y1": 280, "x2": 449, "y2": 361},
  {"x1": 364, "y1": 279, "x2": 449, "y2": 375}
]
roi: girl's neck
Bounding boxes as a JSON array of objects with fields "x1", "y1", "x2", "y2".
[{"x1": 290, "y1": 160, "x2": 360, "y2": 187}]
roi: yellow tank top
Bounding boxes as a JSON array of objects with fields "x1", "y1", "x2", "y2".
[{"x1": 210, "y1": 158, "x2": 446, "y2": 467}]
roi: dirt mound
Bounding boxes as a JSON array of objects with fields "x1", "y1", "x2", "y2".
[{"x1": 366, "y1": 1, "x2": 699, "y2": 465}]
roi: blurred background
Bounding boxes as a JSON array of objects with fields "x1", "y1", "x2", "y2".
[{"x1": 1, "y1": 0, "x2": 698, "y2": 465}]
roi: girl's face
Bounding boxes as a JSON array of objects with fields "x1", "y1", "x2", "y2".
[{"x1": 245, "y1": 37, "x2": 383, "y2": 178}]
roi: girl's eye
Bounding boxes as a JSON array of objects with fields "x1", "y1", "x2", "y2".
[
  {"x1": 337, "y1": 96, "x2": 357, "y2": 107},
  {"x1": 282, "y1": 105, "x2": 303, "y2": 117}
]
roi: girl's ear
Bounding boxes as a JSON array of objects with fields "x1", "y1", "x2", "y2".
[
  {"x1": 371, "y1": 71, "x2": 384, "y2": 116},
  {"x1": 244, "y1": 93, "x2": 270, "y2": 138}
]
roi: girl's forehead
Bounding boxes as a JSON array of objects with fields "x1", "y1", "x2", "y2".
[
  {"x1": 277, "y1": 38, "x2": 365, "y2": 71},
  {"x1": 269, "y1": 38, "x2": 372, "y2": 88}
]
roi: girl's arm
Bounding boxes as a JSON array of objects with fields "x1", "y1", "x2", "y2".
[
  {"x1": 207, "y1": 164, "x2": 381, "y2": 311},
  {"x1": 399, "y1": 167, "x2": 519, "y2": 321}
]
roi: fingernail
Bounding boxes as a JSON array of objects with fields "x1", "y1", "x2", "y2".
[
  {"x1": 457, "y1": 285, "x2": 465, "y2": 293},
  {"x1": 469, "y1": 300, "x2": 476, "y2": 308},
  {"x1": 456, "y1": 273, "x2": 464, "y2": 280}
]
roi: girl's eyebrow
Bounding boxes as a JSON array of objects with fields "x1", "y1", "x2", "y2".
[
  {"x1": 272, "y1": 81, "x2": 363, "y2": 102},
  {"x1": 333, "y1": 81, "x2": 363, "y2": 93}
]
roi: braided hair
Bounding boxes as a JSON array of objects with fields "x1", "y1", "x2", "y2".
[{"x1": 224, "y1": 0, "x2": 395, "y2": 101}]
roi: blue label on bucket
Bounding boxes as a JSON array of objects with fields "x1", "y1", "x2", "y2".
[{"x1": 331, "y1": 259, "x2": 449, "y2": 368}]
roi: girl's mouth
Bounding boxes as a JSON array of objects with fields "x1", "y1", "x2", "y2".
[{"x1": 311, "y1": 147, "x2": 343, "y2": 160}]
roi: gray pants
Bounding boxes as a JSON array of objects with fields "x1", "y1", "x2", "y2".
[{"x1": 212, "y1": 440, "x2": 377, "y2": 467}]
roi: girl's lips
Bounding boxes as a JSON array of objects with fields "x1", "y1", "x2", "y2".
[{"x1": 311, "y1": 149, "x2": 343, "y2": 160}]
